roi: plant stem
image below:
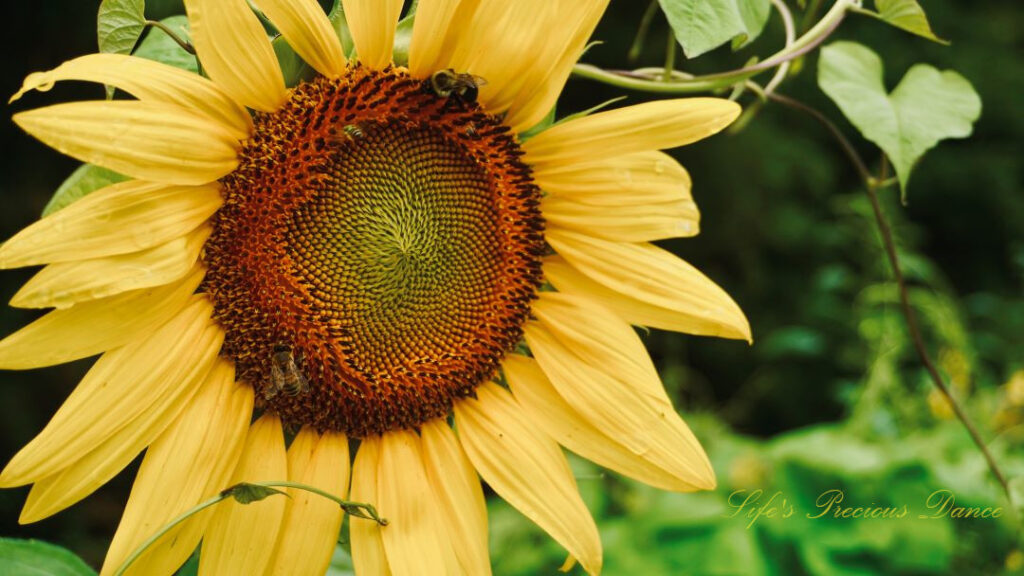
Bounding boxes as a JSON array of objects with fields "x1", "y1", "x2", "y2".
[
  {"x1": 113, "y1": 494, "x2": 223, "y2": 576},
  {"x1": 628, "y1": 0, "x2": 661, "y2": 63},
  {"x1": 765, "y1": 0, "x2": 796, "y2": 94},
  {"x1": 144, "y1": 20, "x2": 195, "y2": 55},
  {"x1": 259, "y1": 481, "x2": 387, "y2": 524},
  {"x1": 663, "y1": 31, "x2": 677, "y2": 82},
  {"x1": 863, "y1": 183, "x2": 1012, "y2": 502},
  {"x1": 765, "y1": 91, "x2": 872, "y2": 182},
  {"x1": 114, "y1": 481, "x2": 386, "y2": 576},
  {"x1": 572, "y1": 0, "x2": 855, "y2": 94},
  {"x1": 767, "y1": 92, "x2": 1014, "y2": 504}
]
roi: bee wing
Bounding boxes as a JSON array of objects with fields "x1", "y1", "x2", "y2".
[
  {"x1": 270, "y1": 361, "x2": 286, "y2": 386},
  {"x1": 471, "y1": 75, "x2": 488, "y2": 87},
  {"x1": 296, "y1": 371, "x2": 310, "y2": 394}
]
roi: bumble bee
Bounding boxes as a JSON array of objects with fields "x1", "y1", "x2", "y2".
[
  {"x1": 426, "y1": 69, "x2": 488, "y2": 104},
  {"x1": 266, "y1": 344, "x2": 310, "y2": 399}
]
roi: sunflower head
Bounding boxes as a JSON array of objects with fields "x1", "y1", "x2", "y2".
[{"x1": 203, "y1": 65, "x2": 545, "y2": 436}]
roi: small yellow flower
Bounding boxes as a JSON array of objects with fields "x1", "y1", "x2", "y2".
[
  {"x1": 2, "y1": 0, "x2": 749, "y2": 574},
  {"x1": 1005, "y1": 370, "x2": 1024, "y2": 407},
  {"x1": 928, "y1": 388, "x2": 956, "y2": 420}
]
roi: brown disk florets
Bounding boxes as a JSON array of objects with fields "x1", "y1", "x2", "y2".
[{"x1": 202, "y1": 65, "x2": 544, "y2": 437}]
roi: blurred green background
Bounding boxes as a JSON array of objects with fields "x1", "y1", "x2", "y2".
[{"x1": 1, "y1": 1, "x2": 1021, "y2": 575}]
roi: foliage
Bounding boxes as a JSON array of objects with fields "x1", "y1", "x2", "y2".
[{"x1": 0, "y1": 538, "x2": 97, "y2": 576}]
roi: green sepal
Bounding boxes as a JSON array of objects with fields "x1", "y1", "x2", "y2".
[{"x1": 221, "y1": 482, "x2": 290, "y2": 504}]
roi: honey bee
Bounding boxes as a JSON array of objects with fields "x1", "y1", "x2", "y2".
[
  {"x1": 342, "y1": 123, "x2": 365, "y2": 139},
  {"x1": 426, "y1": 69, "x2": 488, "y2": 105},
  {"x1": 266, "y1": 344, "x2": 310, "y2": 399}
]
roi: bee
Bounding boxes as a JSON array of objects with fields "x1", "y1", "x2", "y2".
[
  {"x1": 342, "y1": 123, "x2": 365, "y2": 139},
  {"x1": 426, "y1": 69, "x2": 488, "y2": 105},
  {"x1": 266, "y1": 344, "x2": 310, "y2": 399}
]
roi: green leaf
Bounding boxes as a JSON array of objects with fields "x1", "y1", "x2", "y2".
[
  {"x1": 97, "y1": 0, "x2": 147, "y2": 55},
  {"x1": 870, "y1": 0, "x2": 949, "y2": 45},
  {"x1": 133, "y1": 16, "x2": 197, "y2": 73},
  {"x1": 659, "y1": 0, "x2": 771, "y2": 58},
  {"x1": 817, "y1": 41, "x2": 981, "y2": 198},
  {"x1": 0, "y1": 538, "x2": 97, "y2": 576},
  {"x1": 274, "y1": 35, "x2": 314, "y2": 87},
  {"x1": 97, "y1": 0, "x2": 147, "y2": 98},
  {"x1": 733, "y1": 0, "x2": 772, "y2": 50},
  {"x1": 43, "y1": 164, "x2": 128, "y2": 217},
  {"x1": 327, "y1": 0, "x2": 355, "y2": 57},
  {"x1": 221, "y1": 482, "x2": 288, "y2": 504},
  {"x1": 391, "y1": 9, "x2": 417, "y2": 66}
]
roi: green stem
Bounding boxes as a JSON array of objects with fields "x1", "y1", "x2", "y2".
[
  {"x1": 113, "y1": 494, "x2": 224, "y2": 576},
  {"x1": 144, "y1": 20, "x2": 195, "y2": 55},
  {"x1": 628, "y1": 0, "x2": 661, "y2": 63},
  {"x1": 572, "y1": 0, "x2": 856, "y2": 94},
  {"x1": 114, "y1": 481, "x2": 386, "y2": 576},
  {"x1": 765, "y1": 0, "x2": 796, "y2": 94},
  {"x1": 259, "y1": 481, "x2": 387, "y2": 524},
  {"x1": 662, "y1": 31, "x2": 677, "y2": 81},
  {"x1": 863, "y1": 183, "x2": 1013, "y2": 504}
]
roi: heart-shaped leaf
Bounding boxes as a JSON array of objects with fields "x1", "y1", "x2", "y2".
[
  {"x1": 0, "y1": 538, "x2": 97, "y2": 576},
  {"x1": 97, "y1": 0, "x2": 146, "y2": 55},
  {"x1": 818, "y1": 41, "x2": 981, "y2": 199},
  {"x1": 659, "y1": 0, "x2": 771, "y2": 59}
]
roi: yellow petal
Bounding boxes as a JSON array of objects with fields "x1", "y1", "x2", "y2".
[
  {"x1": 376, "y1": 430, "x2": 460, "y2": 576},
  {"x1": 523, "y1": 293, "x2": 714, "y2": 490},
  {"x1": 534, "y1": 151, "x2": 692, "y2": 206},
  {"x1": 13, "y1": 101, "x2": 239, "y2": 185},
  {"x1": 184, "y1": 0, "x2": 287, "y2": 112},
  {"x1": 0, "y1": 180, "x2": 221, "y2": 268},
  {"x1": 349, "y1": 437, "x2": 392, "y2": 576},
  {"x1": 10, "y1": 225, "x2": 210, "y2": 310},
  {"x1": 444, "y1": 1, "x2": 555, "y2": 115},
  {"x1": 524, "y1": 99, "x2": 741, "y2": 167},
  {"x1": 407, "y1": 0, "x2": 461, "y2": 78},
  {"x1": 546, "y1": 229, "x2": 751, "y2": 341},
  {"x1": 10, "y1": 53, "x2": 252, "y2": 140},
  {"x1": 19, "y1": 365, "x2": 202, "y2": 524},
  {"x1": 0, "y1": 266, "x2": 203, "y2": 369},
  {"x1": 0, "y1": 297, "x2": 222, "y2": 487},
  {"x1": 265, "y1": 428, "x2": 350, "y2": 576},
  {"x1": 100, "y1": 361, "x2": 252, "y2": 576},
  {"x1": 501, "y1": 1, "x2": 608, "y2": 133},
  {"x1": 504, "y1": 354, "x2": 696, "y2": 492},
  {"x1": 259, "y1": 0, "x2": 346, "y2": 78},
  {"x1": 200, "y1": 414, "x2": 288, "y2": 576},
  {"x1": 442, "y1": 0, "x2": 605, "y2": 128},
  {"x1": 342, "y1": 0, "x2": 403, "y2": 69},
  {"x1": 543, "y1": 195, "x2": 699, "y2": 242},
  {"x1": 454, "y1": 382, "x2": 602, "y2": 575},
  {"x1": 420, "y1": 419, "x2": 491, "y2": 575}
]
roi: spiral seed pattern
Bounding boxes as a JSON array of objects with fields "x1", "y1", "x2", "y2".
[{"x1": 202, "y1": 66, "x2": 544, "y2": 436}]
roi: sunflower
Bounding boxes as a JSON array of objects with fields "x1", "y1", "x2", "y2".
[{"x1": 1, "y1": 0, "x2": 749, "y2": 574}]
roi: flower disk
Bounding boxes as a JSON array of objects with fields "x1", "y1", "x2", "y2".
[{"x1": 203, "y1": 66, "x2": 544, "y2": 437}]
